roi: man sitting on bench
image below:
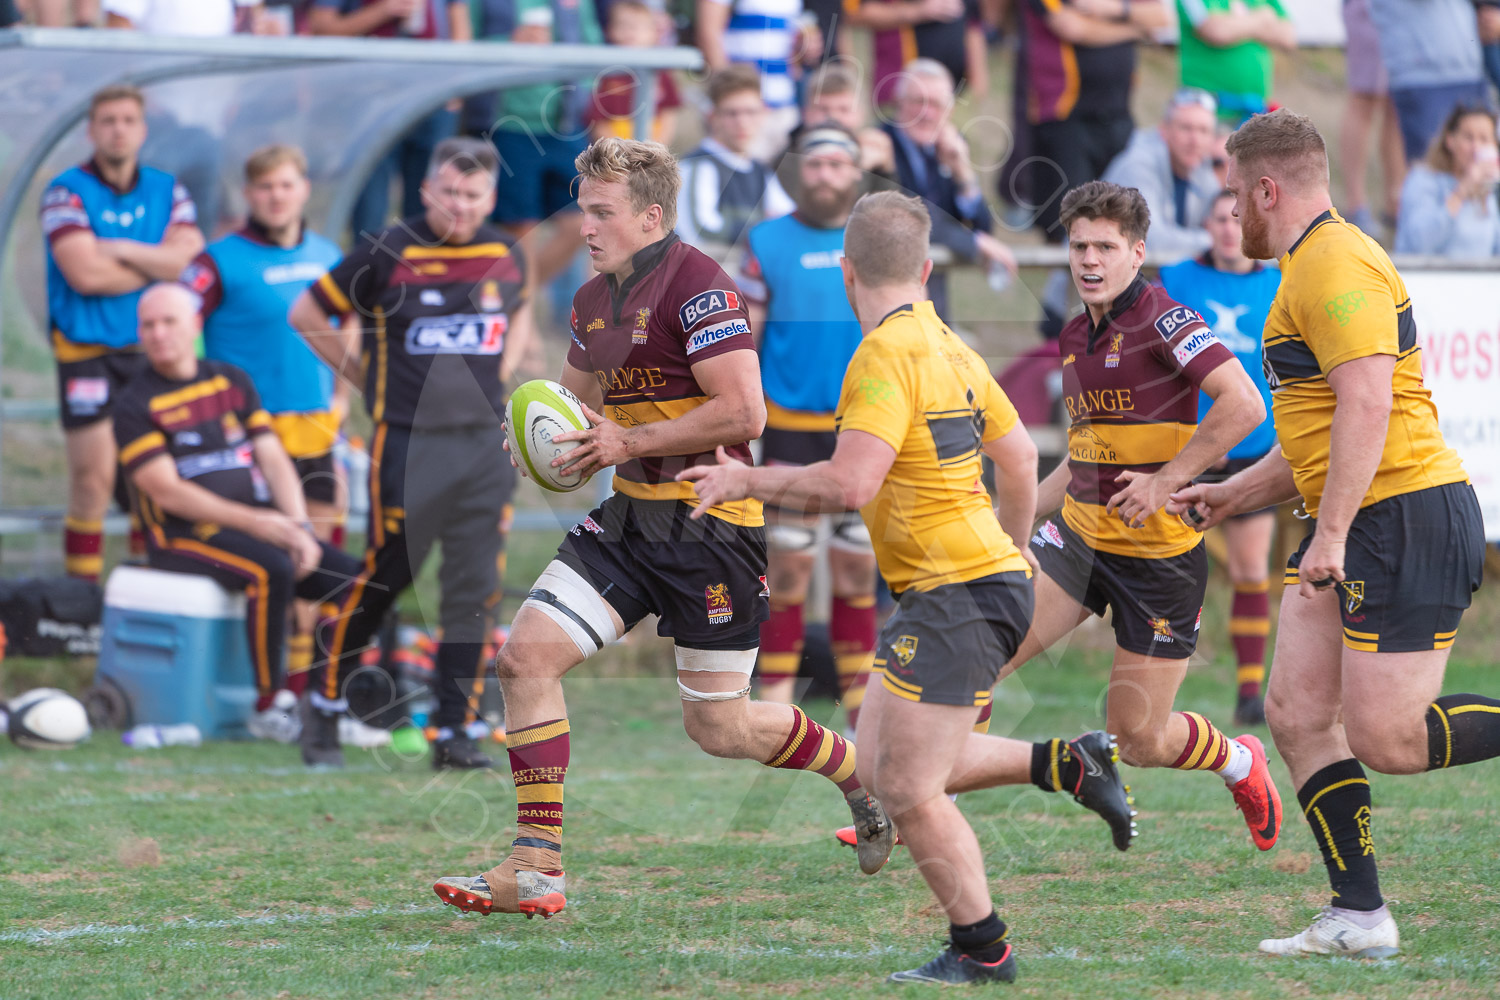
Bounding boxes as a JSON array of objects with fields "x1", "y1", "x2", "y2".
[{"x1": 112, "y1": 283, "x2": 361, "y2": 767}]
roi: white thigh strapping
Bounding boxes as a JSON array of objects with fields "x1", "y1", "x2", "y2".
[
  {"x1": 519, "y1": 560, "x2": 622, "y2": 657},
  {"x1": 827, "y1": 511, "x2": 873, "y2": 554},
  {"x1": 675, "y1": 645, "x2": 756, "y2": 702},
  {"x1": 766, "y1": 520, "x2": 818, "y2": 554}
]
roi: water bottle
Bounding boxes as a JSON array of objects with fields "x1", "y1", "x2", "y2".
[
  {"x1": 987, "y1": 261, "x2": 1013, "y2": 295},
  {"x1": 122, "y1": 723, "x2": 202, "y2": 749}
]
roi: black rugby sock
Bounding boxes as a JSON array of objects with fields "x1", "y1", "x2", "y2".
[
  {"x1": 950, "y1": 911, "x2": 1009, "y2": 963},
  {"x1": 1426, "y1": 694, "x2": 1500, "y2": 769},
  {"x1": 1297, "y1": 758, "x2": 1383, "y2": 911},
  {"x1": 1030, "y1": 739, "x2": 1080, "y2": 793}
]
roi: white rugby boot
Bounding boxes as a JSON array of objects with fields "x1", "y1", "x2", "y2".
[{"x1": 1259, "y1": 906, "x2": 1399, "y2": 959}]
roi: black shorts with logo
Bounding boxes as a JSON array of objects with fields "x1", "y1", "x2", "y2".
[
  {"x1": 1030, "y1": 516, "x2": 1206, "y2": 660},
  {"x1": 293, "y1": 451, "x2": 340, "y2": 506},
  {"x1": 1286, "y1": 481, "x2": 1484, "y2": 653},
  {"x1": 557, "y1": 493, "x2": 769, "y2": 651},
  {"x1": 56, "y1": 348, "x2": 149, "y2": 430},
  {"x1": 874, "y1": 572, "x2": 1034, "y2": 708}
]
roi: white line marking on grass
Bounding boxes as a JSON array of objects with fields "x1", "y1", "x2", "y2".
[
  {"x1": 0, "y1": 904, "x2": 445, "y2": 945},
  {"x1": 19, "y1": 786, "x2": 339, "y2": 812},
  {"x1": 0, "y1": 760, "x2": 389, "y2": 778}
]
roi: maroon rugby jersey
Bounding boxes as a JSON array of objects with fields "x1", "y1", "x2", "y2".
[
  {"x1": 567, "y1": 233, "x2": 762, "y2": 526},
  {"x1": 1057, "y1": 275, "x2": 1235, "y2": 558}
]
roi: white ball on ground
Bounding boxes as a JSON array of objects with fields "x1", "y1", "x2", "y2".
[
  {"x1": 7, "y1": 688, "x2": 91, "y2": 750},
  {"x1": 505, "y1": 379, "x2": 593, "y2": 494}
]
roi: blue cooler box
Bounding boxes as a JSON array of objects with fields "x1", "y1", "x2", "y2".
[{"x1": 95, "y1": 566, "x2": 258, "y2": 739}]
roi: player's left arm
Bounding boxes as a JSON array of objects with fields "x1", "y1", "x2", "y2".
[
  {"x1": 983, "y1": 424, "x2": 1040, "y2": 570},
  {"x1": 556, "y1": 349, "x2": 766, "y2": 477},
  {"x1": 677, "y1": 431, "x2": 897, "y2": 520},
  {"x1": 1294, "y1": 354, "x2": 1394, "y2": 598},
  {"x1": 1289, "y1": 251, "x2": 1402, "y2": 596},
  {"x1": 500, "y1": 249, "x2": 537, "y2": 385},
  {"x1": 978, "y1": 378, "x2": 1040, "y2": 556},
  {"x1": 1109, "y1": 357, "x2": 1264, "y2": 528},
  {"x1": 501, "y1": 298, "x2": 536, "y2": 385}
]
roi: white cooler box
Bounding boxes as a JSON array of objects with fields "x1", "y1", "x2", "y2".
[{"x1": 92, "y1": 566, "x2": 258, "y2": 739}]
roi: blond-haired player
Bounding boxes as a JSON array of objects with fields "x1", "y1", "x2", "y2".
[{"x1": 431, "y1": 138, "x2": 894, "y2": 920}]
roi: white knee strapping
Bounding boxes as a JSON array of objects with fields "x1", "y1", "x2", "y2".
[
  {"x1": 767, "y1": 521, "x2": 818, "y2": 554},
  {"x1": 520, "y1": 560, "x2": 621, "y2": 657},
  {"x1": 677, "y1": 680, "x2": 752, "y2": 702},
  {"x1": 827, "y1": 512, "x2": 873, "y2": 554},
  {"x1": 675, "y1": 646, "x2": 756, "y2": 701}
]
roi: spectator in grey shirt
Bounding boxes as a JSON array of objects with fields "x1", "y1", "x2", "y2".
[
  {"x1": 1396, "y1": 103, "x2": 1500, "y2": 258},
  {"x1": 1102, "y1": 88, "x2": 1222, "y2": 260},
  {"x1": 1368, "y1": 0, "x2": 1488, "y2": 161}
]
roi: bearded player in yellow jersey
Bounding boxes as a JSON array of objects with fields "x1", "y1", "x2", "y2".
[
  {"x1": 1171, "y1": 110, "x2": 1495, "y2": 960},
  {"x1": 682, "y1": 192, "x2": 1133, "y2": 986}
]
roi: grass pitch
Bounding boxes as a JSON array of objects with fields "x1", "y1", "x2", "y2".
[{"x1": 4, "y1": 649, "x2": 1499, "y2": 1000}]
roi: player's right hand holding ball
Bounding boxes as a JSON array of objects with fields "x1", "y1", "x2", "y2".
[{"x1": 1166, "y1": 481, "x2": 1238, "y2": 531}]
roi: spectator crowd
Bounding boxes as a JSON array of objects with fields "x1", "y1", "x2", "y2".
[{"x1": 21, "y1": 0, "x2": 1500, "y2": 760}]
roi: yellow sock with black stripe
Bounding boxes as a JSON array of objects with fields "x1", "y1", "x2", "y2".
[
  {"x1": 764, "y1": 705, "x2": 861, "y2": 795},
  {"x1": 1426, "y1": 694, "x2": 1500, "y2": 769},
  {"x1": 1297, "y1": 758, "x2": 1383, "y2": 910},
  {"x1": 1029, "y1": 738, "x2": 1079, "y2": 793}
]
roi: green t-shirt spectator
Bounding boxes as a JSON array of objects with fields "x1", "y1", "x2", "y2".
[
  {"x1": 468, "y1": 0, "x2": 604, "y2": 135},
  {"x1": 1177, "y1": 0, "x2": 1288, "y2": 116}
]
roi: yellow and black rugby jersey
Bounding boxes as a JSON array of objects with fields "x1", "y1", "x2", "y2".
[
  {"x1": 113, "y1": 359, "x2": 276, "y2": 540},
  {"x1": 309, "y1": 216, "x2": 526, "y2": 431},
  {"x1": 834, "y1": 301, "x2": 1031, "y2": 594},
  {"x1": 1264, "y1": 210, "x2": 1467, "y2": 517},
  {"x1": 1057, "y1": 275, "x2": 1236, "y2": 559}
]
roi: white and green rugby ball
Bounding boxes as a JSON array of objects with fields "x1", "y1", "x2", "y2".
[{"x1": 505, "y1": 379, "x2": 593, "y2": 493}]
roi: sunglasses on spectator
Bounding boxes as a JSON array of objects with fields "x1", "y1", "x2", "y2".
[{"x1": 1169, "y1": 88, "x2": 1218, "y2": 115}]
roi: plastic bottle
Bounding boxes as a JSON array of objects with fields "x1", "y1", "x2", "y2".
[
  {"x1": 122, "y1": 723, "x2": 202, "y2": 749},
  {"x1": 987, "y1": 261, "x2": 1014, "y2": 295}
]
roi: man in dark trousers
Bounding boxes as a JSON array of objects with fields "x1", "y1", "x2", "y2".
[{"x1": 289, "y1": 136, "x2": 532, "y2": 770}]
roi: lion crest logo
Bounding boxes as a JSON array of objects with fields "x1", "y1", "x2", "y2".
[
  {"x1": 891, "y1": 635, "x2": 919, "y2": 668},
  {"x1": 705, "y1": 583, "x2": 733, "y2": 624}
]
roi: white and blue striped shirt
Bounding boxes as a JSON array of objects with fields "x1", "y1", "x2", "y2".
[{"x1": 707, "y1": 0, "x2": 804, "y2": 109}]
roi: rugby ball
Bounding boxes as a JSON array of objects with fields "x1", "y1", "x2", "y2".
[
  {"x1": 7, "y1": 688, "x2": 90, "y2": 750},
  {"x1": 505, "y1": 379, "x2": 593, "y2": 493}
]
